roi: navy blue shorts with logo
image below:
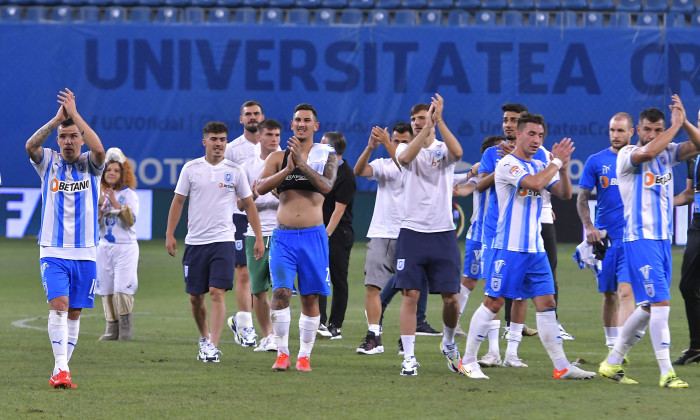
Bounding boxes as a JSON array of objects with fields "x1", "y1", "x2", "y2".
[
  {"x1": 182, "y1": 241, "x2": 235, "y2": 295},
  {"x1": 233, "y1": 213, "x2": 248, "y2": 267},
  {"x1": 394, "y1": 228, "x2": 461, "y2": 294}
]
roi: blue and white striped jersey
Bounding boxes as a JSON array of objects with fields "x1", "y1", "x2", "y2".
[
  {"x1": 617, "y1": 143, "x2": 680, "y2": 241},
  {"x1": 465, "y1": 177, "x2": 488, "y2": 242},
  {"x1": 493, "y1": 154, "x2": 558, "y2": 252},
  {"x1": 32, "y1": 148, "x2": 103, "y2": 257}
]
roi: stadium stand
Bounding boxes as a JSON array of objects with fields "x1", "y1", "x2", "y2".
[
  {"x1": 420, "y1": 8, "x2": 440, "y2": 23},
  {"x1": 636, "y1": 11, "x2": 659, "y2": 24},
  {"x1": 529, "y1": 10, "x2": 549, "y2": 24},
  {"x1": 643, "y1": 0, "x2": 667, "y2": 11},
  {"x1": 482, "y1": 0, "x2": 507, "y2": 9},
  {"x1": 535, "y1": 0, "x2": 560, "y2": 10},
  {"x1": 312, "y1": 7, "x2": 334, "y2": 23},
  {"x1": 616, "y1": 0, "x2": 641, "y2": 12},
  {"x1": 104, "y1": 4, "x2": 126, "y2": 20},
  {"x1": 454, "y1": 0, "x2": 480, "y2": 8},
  {"x1": 587, "y1": 0, "x2": 613, "y2": 10},
  {"x1": 376, "y1": 0, "x2": 400, "y2": 9},
  {"x1": 128, "y1": 5, "x2": 150, "y2": 20},
  {"x1": 208, "y1": 6, "x2": 230, "y2": 21},
  {"x1": 446, "y1": 8, "x2": 468, "y2": 24},
  {"x1": 191, "y1": 0, "x2": 216, "y2": 7},
  {"x1": 50, "y1": 4, "x2": 74, "y2": 20},
  {"x1": 582, "y1": 10, "x2": 604, "y2": 24},
  {"x1": 393, "y1": 8, "x2": 416, "y2": 23},
  {"x1": 234, "y1": 5, "x2": 256, "y2": 21},
  {"x1": 509, "y1": 0, "x2": 534, "y2": 10},
  {"x1": 609, "y1": 11, "x2": 632, "y2": 25},
  {"x1": 322, "y1": 0, "x2": 347, "y2": 8},
  {"x1": 670, "y1": 0, "x2": 695, "y2": 13},
  {"x1": 473, "y1": 9, "x2": 495, "y2": 24},
  {"x1": 184, "y1": 6, "x2": 204, "y2": 21},
  {"x1": 666, "y1": 10, "x2": 686, "y2": 25},
  {"x1": 339, "y1": 7, "x2": 362, "y2": 22},
  {"x1": 155, "y1": 6, "x2": 180, "y2": 21},
  {"x1": 561, "y1": 0, "x2": 586, "y2": 10},
  {"x1": 349, "y1": 0, "x2": 373, "y2": 8},
  {"x1": 261, "y1": 6, "x2": 282, "y2": 21},
  {"x1": 428, "y1": 0, "x2": 453, "y2": 8},
  {"x1": 288, "y1": 7, "x2": 309, "y2": 22},
  {"x1": 554, "y1": 9, "x2": 577, "y2": 24},
  {"x1": 503, "y1": 10, "x2": 523, "y2": 24},
  {"x1": 0, "y1": 5, "x2": 22, "y2": 21},
  {"x1": 691, "y1": 10, "x2": 700, "y2": 24}
]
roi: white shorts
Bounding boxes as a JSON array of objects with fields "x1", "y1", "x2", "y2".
[{"x1": 97, "y1": 242, "x2": 139, "y2": 295}]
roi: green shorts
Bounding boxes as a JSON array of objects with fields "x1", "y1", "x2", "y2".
[{"x1": 246, "y1": 235, "x2": 272, "y2": 295}]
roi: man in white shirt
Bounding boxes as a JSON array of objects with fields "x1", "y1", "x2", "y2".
[
  {"x1": 166, "y1": 121, "x2": 264, "y2": 363},
  {"x1": 224, "y1": 100, "x2": 264, "y2": 347},
  {"x1": 394, "y1": 94, "x2": 463, "y2": 376},
  {"x1": 459, "y1": 113, "x2": 595, "y2": 380},
  {"x1": 26, "y1": 89, "x2": 105, "y2": 389}
]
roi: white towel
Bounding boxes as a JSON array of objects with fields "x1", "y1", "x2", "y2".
[{"x1": 573, "y1": 240, "x2": 602, "y2": 275}]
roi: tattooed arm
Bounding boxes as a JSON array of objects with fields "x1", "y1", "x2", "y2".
[
  {"x1": 26, "y1": 106, "x2": 66, "y2": 163},
  {"x1": 296, "y1": 152, "x2": 338, "y2": 195}
]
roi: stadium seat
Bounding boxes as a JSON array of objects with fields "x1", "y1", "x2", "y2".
[
  {"x1": 164, "y1": 0, "x2": 188, "y2": 6},
  {"x1": 393, "y1": 9, "x2": 416, "y2": 24},
  {"x1": 692, "y1": 11, "x2": 700, "y2": 25},
  {"x1": 268, "y1": 0, "x2": 293, "y2": 5},
  {"x1": 447, "y1": 9, "x2": 468, "y2": 24},
  {"x1": 502, "y1": 10, "x2": 523, "y2": 25},
  {"x1": 670, "y1": 0, "x2": 695, "y2": 13},
  {"x1": 104, "y1": 5, "x2": 127, "y2": 22},
  {"x1": 33, "y1": 0, "x2": 61, "y2": 6},
  {"x1": 62, "y1": 0, "x2": 89, "y2": 7},
  {"x1": 128, "y1": 5, "x2": 151, "y2": 21},
  {"x1": 184, "y1": 6, "x2": 204, "y2": 23},
  {"x1": 616, "y1": 0, "x2": 641, "y2": 12},
  {"x1": 208, "y1": 7, "x2": 230, "y2": 22},
  {"x1": 609, "y1": 12, "x2": 631, "y2": 26},
  {"x1": 296, "y1": 0, "x2": 322, "y2": 7},
  {"x1": 349, "y1": 0, "x2": 374, "y2": 8},
  {"x1": 86, "y1": 0, "x2": 111, "y2": 7},
  {"x1": 78, "y1": 5, "x2": 99, "y2": 21},
  {"x1": 582, "y1": 10, "x2": 603, "y2": 25},
  {"x1": 561, "y1": 0, "x2": 586, "y2": 10},
  {"x1": 666, "y1": 11, "x2": 686, "y2": 26},
  {"x1": 49, "y1": 5, "x2": 74, "y2": 21},
  {"x1": 215, "y1": 0, "x2": 242, "y2": 6},
  {"x1": 635, "y1": 11, "x2": 658, "y2": 25},
  {"x1": 554, "y1": 10, "x2": 576, "y2": 25},
  {"x1": 402, "y1": 0, "x2": 428, "y2": 8},
  {"x1": 322, "y1": 0, "x2": 347, "y2": 7},
  {"x1": 428, "y1": 0, "x2": 454, "y2": 8},
  {"x1": 288, "y1": 7, "x2": 310, "y2": 23},
  {"x1": 529, "y1": 10, "x2": 549, "y2": 25},
  {"x1": 473, "y1": 10, "x2": 495, "y2": 24},
  {"x1": 509, "y1": 0, "x2": 534, "y2": 10},
  {"x1": 154, "y1": 6, "x2": 180, "y2": 23},
  {"x1": 339, "y1": 7, "x2": 362, "y2": 23},
  {"x1": 534, "y1": 0, "x2": 559, "y2": 10},
  {"x1": 139, "y1": 0, "x2": 165, "y2": 7},
  {"x1": 234, "y1": 7, "x2": 257, "y2": 22},
  {"x1": 368, "y1": 8, "x2": 389, "y2": 24},
  {"x1": 376, "y1": 0, "x2": 400, "y2": 8},
  {"x1": 482, "y1": 0, "x2": 506, "y2": 9},
  {"x1": 587, "y1": 0, "x2": 613, "y2": 10},
  {"x1": 261, "y1": 7, "x2": 282, "y2": 22},
  {"x1": 420, "y1": 9, "x2": 440, "y2": 24},
  {"x1": 643, "y1": 0, "x2": 666, "y2": 12},
  {"x1": 243, "y1": 0, "x2": 268, "y2": 6},
  {"x1": 112, "y1": 0, "x2": 139, "y2": 7},
  {"x1": 312, "y1": 8, "x2": 334, "y2": 24},
  {"x1": 0, "y1": 5, "x2": 21, "y2": 21},
  {"x1": 191, "y1": 0, "x2": 216, "y2": 7},
  {"x1": 454, "y1": 0, "x2": 479, "y2": 8}
]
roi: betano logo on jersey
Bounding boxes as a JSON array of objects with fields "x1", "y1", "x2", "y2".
[
  {"x1": 519, "y1": 188, "x2": 542, "y2": 197},
  {"x1": 644, "y1": 172, "x2": 672, "y2": 187},
  {"x1": 50, "y1": 178, "x2": 91, "y2": 193},
  {"x1": 599, "y1": 176, "x2": 618, "y2": 188}
]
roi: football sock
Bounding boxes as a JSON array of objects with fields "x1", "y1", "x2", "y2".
[
  {"x1": 608, "y1": 306, "x2": 649, "y2": 365},
  {"x1": 48, "y1": 310, "x2": 68, "y2": 374},
  {"x1": 271, "y1": 307, "x2": 291, "y2": 355},
  {"x1": 604, "y1": 326, "x2": 618, "y2": 349},
  {"x1": 505, "y1": 322, "x2": 523, "y2": 359},
  {"x1": 368, "y1": 324, "x2": 381, "y2": 336},
  {"x1": 458, "y1": 284, "x2": 471, "y2": 316},
  {"x1": 443, "y1": 324, "x2": 456, "y2": 346},
  {"x1": 462, "y1": 304, "x2": 495, "y2": 364},
  {"x1": 298, "y1": 314, "x2": 319, "y2": 358},
  {"x1": 67, "y1": 318, "x2": 80, "y2": 362},
  {"x1": 649, "y1": 306, "x2": 672, "y2": 376},
  {"x1": 487, "y1": 320, "x2": 501, "y2": 354},
  {"x1": 236, "y1": 311, "x2": 254, "y2": 329},
  {"x1": 536, "y1": 310, "x2": 569, "y2": 371},
  {"x1": 102, "y1": 295, "x2": 116, "y2": 322},
  {"x1": 401, "y1": 335, "x2": 415, "y2": 358}
]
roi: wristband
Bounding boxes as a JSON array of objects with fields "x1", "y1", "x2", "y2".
[{"x1": 551, "y1": 158, "x2": 563, "y2": 170}]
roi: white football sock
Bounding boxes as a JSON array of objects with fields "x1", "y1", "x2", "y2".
[
  {"x1": 401, "y1": 335, "x2": 416, "y2": 358},
  {"x1": 505, "y1": 322, "x2": 523, "y2": 359},
  {"x1": 443, "y1": 324, "x2": 456, "y2": 347},
  {"x1": 536, "y1": 310, "x2": 569, "y2": 371},
  {"x1": 48, "y1": 310, "x2": 69, "y2": 374},
  {"x1": 67, "y1": 318, "x2": 80, "y2": 362},
  {"x1": 236, "y1": 311, "x2": 254, "y2": 329},
  {"x1": 462, "y1": 304, "x2": 495, "y2": 364},
  {"x1": 607, "y1": 306, "x2": 649, "y2": 365},
  {"x1": 298, "y1": 314, "x2": 320, "y2": 358},
  {"x1": 271, "y1": 307, "x2": 291, "y2": 355},
  {"x1": 604, "y1": 326, "x2": 618, "y2": 349},
  {"x1": 368, "y1": 324, "x2": 381, "y2": 336},
  {"x1": 487, "y1": 320, "x2": 501, "y2": 354},
  {"x1": 458, "y1": 284, "x2": 471, "y2": 316},
  {"x1": 649, "y1": 306, "x2": 672, "y2": 375}
]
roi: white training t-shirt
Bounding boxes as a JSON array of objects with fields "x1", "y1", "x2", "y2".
[
  {"x1": 397, "y1": 139, "x2": 458, "y2": 233},
  {"x1": 366, "y1": 158, "x2": 406, "y2": 239},
  {"x1": 244, "y1": 143, "x2": 279, "y2": 237},
  {"x1": 99, "y1": 187, "x2": 139, "y2": 244},
  {"x1": 174, "y1": 157, "x2": 252, "y2": 245},
  {"x1": 224, "y1": 134, "x2": 256, "y2": 216},
  {"x1": 617, "y1": 142, "x2": 680, "y2": 241}
]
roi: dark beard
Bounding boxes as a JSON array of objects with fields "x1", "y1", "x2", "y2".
[{"x1": 245, "y1": 125, "x2": 258, "y2": 134}]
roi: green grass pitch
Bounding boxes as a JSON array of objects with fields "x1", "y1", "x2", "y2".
[{"x1": 1, "y1": 238, "x2": 698, "y2": 419}]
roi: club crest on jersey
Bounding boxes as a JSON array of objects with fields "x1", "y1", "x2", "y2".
[
  {"x1": 644, "y1": 172, "x2": 671, "y2": 186},
  {"x1": 470, "y1": 262, "x2": 479, "y2": 276},
  {"x1": 225, "y1": 173, "x2": 233, "y2": 182},
  {"x1": 397, "y1": 259, "x2": 405, "y2": 271},
  {"x1": 645, "y1": 283, "x2": 655, "y2": 297},
  {"x1": 77, "y1": 163, "x2": 85, "y2": 172},
  {"x1": 491, "y1": 277, "x2": 501, "y2": 291},
  {"x1": 40, "y1": 262, "x2": 49, "y2": 278},
  {"x1": 659, "y1": 155, "x2": 667, "y2": 165},
  {"x1": 184, "y1": 265, "x2": 189, "y2": 278},
  {"x1": 493, "y1": 259, "x2": 506, "y2": 274},
  {"x1": 236, "y1": 240, "x2": 243, "y2": 250},
  {"x1": 639, "y1": 264, "x2": 652, "y2": 280},
  {"x1": 50, "y1": 178, "x2": 90, "y2": 193}
]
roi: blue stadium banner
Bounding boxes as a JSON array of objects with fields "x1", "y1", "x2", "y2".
[{"x1": 1, "y1": 24, "x2": 698, "y2": 192}]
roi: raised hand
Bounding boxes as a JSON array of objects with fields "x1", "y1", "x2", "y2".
[
  {"x1": 57, "y1": 88, "x2": 78, "y2": 119},
  {"x1": 431, "y1": 93, "x2": 444, "y2": 123},
  {"x1": 551, "y1": 137, "x2": 575, "y2": 168}
]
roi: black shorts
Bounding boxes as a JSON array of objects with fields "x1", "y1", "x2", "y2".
[
  {"x1": 182, "y1": 242, "x2": 235, "y2": 295},
  {"x1": 394, "y1": 228, "x2": 461, "y2": 294},
  {"x1": 233, "y1": 213, "x2": 248, "y2": 267}
]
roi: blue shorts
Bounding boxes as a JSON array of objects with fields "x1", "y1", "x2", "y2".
[
  {"x1": 394, "y1": 228, "x2": 461, "y2": 294},
  {"x1": 480, "y1": 234, "x2": 495, "y2": 282},
  {"x1": 596, "y1": 237, "x2": 630, "y2": 293},
  {"x1": 40, "y1": 257, "x2": 96, "y2": 309},
  {"x1": 233, "y1": 214, "x2": 248, "y2": 267},
  {"x1": 269, "y1": 225, "x2": 331, "y2": 296},
  {"x1": 463, "y1": 238, "x2": 482, "y2": 279},
  {"x1": 483, "y1": 249, "x2": 555, "y2": 300},
  {"x1": 624, "y1": 239, "x2": 672, "y2": 305},
  {"x1": 182, "y1": 242, "x2": 235, "y2": 295}
]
